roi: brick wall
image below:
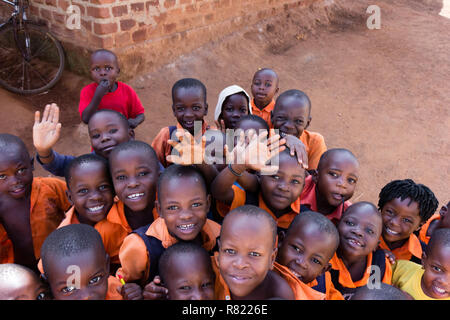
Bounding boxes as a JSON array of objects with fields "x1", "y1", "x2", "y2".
[{"x1": 23, "y1": 0, "x2": 320, "y2": 79}]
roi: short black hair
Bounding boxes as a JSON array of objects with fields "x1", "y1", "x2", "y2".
[
  {"x1": 253, "y1": 68, "x2": 279, "y2": 84},
  {"x1": 317, "y1": 148, "x2": 358, "y2": 171},
  {"x1": 41, "y1": 224, "x2": 105, "y2": 275},
  {"x1": 109, "y1": 140, "x2": 159, "y2": 171},
  {"x1": 378, "y1": 179, "x2": 439, "y2": 223},
  {"x1": 236, "y1": 114, "x2": 270, "y2": 132},
  {"x1": 64, "y1": 153, "x2": 110, "y2": 188},
  {"x1": 274, "y1": 89, "x2": 311, "y2": 116},
  {"x1": 157, "y1": 164, "x2": 207, "y2": 202},
  {"x1": 171, "y1": 78, "x2": 207, "y2": 104},
  {"x1": 222, "y1": 205, "x2": 278, "y2": 247},
  {"x1": 288, "y1": 210, "x2": 340, "y2": 253},
  {"x1": 343, "y1": 201, "x2": 382, "y2": 220},
  {"x1": 91, "y1": 49, "x2": 118, "y2": 64},
  {"x1": 0, "y1": 133, "x2": 29, "y2": 158},
  {"x1": 158, "y1": 242, "x2": 213, "y2": 285},
  {"x1": 351, "y1": 283, "x2": 412, "y2": 300},
  {"x1": 427, "y1": 228, "x2": 450, "y2": 255},
  {"x1": 88, "y1": 109, "x2": 129, "y2": 130}
]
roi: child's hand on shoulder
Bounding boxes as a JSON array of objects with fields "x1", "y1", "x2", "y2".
[
  {"x1": 142, "y1": 275, "x2": 168, "y2": 300},
  {"x1": 117, "y1": 283, "x2": 143, "y2": 300},
  {"x1": 283, "y1": 134, "x2": 308, "y2": 169},
  {"x1": 383, "y1": 249, "x2": 396, "y2": 265}
]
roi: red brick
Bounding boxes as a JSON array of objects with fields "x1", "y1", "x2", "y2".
[
  {"x1": 112, "y1": 5, "x2": 128, "y2": 17},
  {"x1": 132, "y1": 28, "x2": 147, "y2": 42},
  {"x1": 87, "y1": 6, "x2": 111, "y2": 18},
  {"x1": 146, "y1": 0, "x2": 159, "y2": 9},
  {"x1": 45, "y1": 0, "x2": 57, "y2": 7},
  {"x1": 89, "y1": 34, "x2": 114, "y2": 48},
  {"x1": 90, "y1": 0, "x2": 116, "y2": 4},
  {"x1": 131, "y1": 2, "x2": 145, "y2": 11},
  {"x1": 114, "y1": 31, "x2": 132, "y2": 47},
  {"x1": 120, "y1": 19, "x2": 136, "y2": 31},
  {"x1": 164, "y1": 0, "x2": 176, "y2": 9},
  {"x1": 163, "y1": 23, "x2": 176, "y2": 34},
  {"x1": 58, "y1": 0, "x2": 70, "y2": 11},
  {"x1": 53, "y1": 12, "x2": 66, "y2": 24},
  {"x1": 39, "y1": 8, "x2": 53, "y2": 21},
  {"x1": 82, "y1": 19, "x2": 93, "y2": 32},
  {"x1": 94, "y1": 22, "x2": 118, "y2": 35}
]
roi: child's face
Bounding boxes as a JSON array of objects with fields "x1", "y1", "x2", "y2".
[
  {"x1": 381, "y1": 197, "x2": 423, "y2": 244},
  {"x1": 90, "y1": 52, "x2": 119, "y2": 90},
  {"x1": 67, "y1": 162, "x2": 114, "y2": 226},
  {"x1": 338, "y1": 206, "x2": 382, "y2": 259},
  {"x1": 0, "y1": 149, "x2": 33, "y2": 199},
  {"x1": 220, "y1": 93, "x2": 249, "y2": 129},
  {"x1": 172, "y1": 87, "x2": 208, "y2": 134},
  {"x1": 110, "y1": 149, "x2": 158, "y2": 212},
  {"x1": 0, "y1": 271, "x2": 49, "y2": 300},
  {"x1": 88, "y1": 112, "x2": 133, "y2": 159},
  {"x1": 251, "y1": 69, "x2": 279, "y2": 107},
  {"x1": 277, "y1": 222, "x2": 336, "y2": 284},
  {"x1": 157, "y1": 176, "x2": 210, "y2": 241},
  {"x1": 260, "y1": 154, "x2": 305, "y2": 212},
  {"x1": 439, "y1": 202, "x2": 450, "y2": 229},
  {"x1": 216, "y1": 214, "x2": 277, "y2": 298},
  {"x1": 421, "y1": 243, "x2": 450, "y2": 299},
  {"x1": 271, "y1": 96, "x2": 311, "y2": 138},
  {"x1": 164, "y1": 252, "x2": 215, "y2": 300},
  {"x1": 46, "y1": 249, "x2": 110, "y2": 300},
  {"x1": 313, "y1": 153, "x2": 359, "y2": 208}
]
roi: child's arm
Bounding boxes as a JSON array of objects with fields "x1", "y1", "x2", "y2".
[
  {"x1": 80, "y1": 79, "x2": 110, "y2": 124},
  {"x1": 128, "y1": 113, "x2": 145, "y2": 129},
  {"x1": 143, "y1": 276, "x2": 169, "y2": 300},
  {"x1": 33, "y1": 103, "x2": 61, "y2": 164}
]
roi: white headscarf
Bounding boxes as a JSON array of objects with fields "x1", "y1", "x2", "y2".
[{"x1": 214, "y1": 85, "x2": 252, "y2": 121}]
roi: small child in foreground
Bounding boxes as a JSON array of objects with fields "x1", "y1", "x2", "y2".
[
  {"x1": 213, "y1": 205, "x2": 294, "y2": 300},
  {"x1": 40, "y1": 224, "x2": 141, "y2": 300},
  {"x1": 79, "y1": 49, "x2": 145, "y2": 128},
  {"x1": 158, "y1": 242, "x2": 216, "y2": 300},
  {"x1": 392, "y1": 228, "x2": 450, "y2": 300}
]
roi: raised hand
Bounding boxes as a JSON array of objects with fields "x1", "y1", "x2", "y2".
[
  {"x1": 33, "y1": 103, "x2": 62, "y2": 157},
  {"x1": 283, "y1": 134, "x2": 308, "y2": 169},
  {"x1": 166, "y1": 130, "x2": 207, "y2": 165},
  {"x1": 142, "y1": 275, "x2": 168, "y2": 300}
]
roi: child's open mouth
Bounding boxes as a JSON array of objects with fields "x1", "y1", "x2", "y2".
[
  {"x1": 87, "y1": 205, "x2": 105, "y2": 213},
  {"x1": 177, "y1": 223, "x2": 196, "y2": 233},
  {"x1": 385, "y1": 227, "x2": 400, "y2": 236},
  {"x1": 126, "y1": 192, "x2": 144, "y2": 200},
  {"x1": 346, "y1": 237, "x2": 364, "y2": 248}
]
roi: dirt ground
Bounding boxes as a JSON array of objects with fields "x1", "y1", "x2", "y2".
[{"x1": 0, "y1": 0, "x2": 448, "y2": 208}]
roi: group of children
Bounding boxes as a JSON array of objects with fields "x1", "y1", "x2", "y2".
[{"x1": 0, "y1": 49, "x2": 448, "y2": 301}]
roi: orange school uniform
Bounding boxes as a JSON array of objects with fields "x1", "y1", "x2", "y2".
[
  {"x1": 151, "y1": 121, "x2": 209, "y2": 168},
  {"x1": 250, "y1": 98, "x2": 275, "y2": 128},
  {"x1": 106, "y1": 199, "x2": 159, "y2": 233},
  {"x1": 307, "y1": 271, "x2": 345, "y2": 300},
  {"x1": 300, "y1": 175, "x2": 351, "y2": 225},
  {"x1": 419, "y1": 213, "x2": 440, "y2": 245},
  {"x1": 298, "y1": 130, "x2": 327, "y2": 170},
  {"x1": 229, "y1": 185, "x2": 301, "y2": 231},
  {"x1": 273, "y1": 262, "x2": 326, "y2": 300},
  {"x1": 329, "y1": 251, "x2": 392, "y2": 300},
  {"x1": 116, "y1": 217, "x2": 220, "y2": 283},
  {"x1": 379, "y1": 233, "x2": 424, "y2": 264},
  {"x1": 0, "y1": 177, "x2": 70, "y2": 264}
]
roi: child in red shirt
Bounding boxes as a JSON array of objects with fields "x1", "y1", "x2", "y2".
[{"x1": 79, "y1": 49, "x2": 145, "y2": 129}]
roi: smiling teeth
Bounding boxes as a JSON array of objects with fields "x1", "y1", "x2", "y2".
[
  {"x1": 127, "y1": 193, "x2": 144, "y2": 199},
  {"x1": 434, "y1": 286, "x2": 446, "y2": 294},
  {"x1": 88, "y1": 205, "x2": 104, "y2": 212},
  {"x1": 178, "y1": 224, "x2": 194, "y2": 230},
  {"x1": 349, "y1": 239, "x2": 363, "y2": 247},
  {"x1": 386, "y1": 228, "x2": 399, "y2": 235}
]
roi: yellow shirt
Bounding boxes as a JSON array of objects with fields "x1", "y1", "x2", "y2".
[{"x1": 392, "y1": 260, "x2": 450, "y2": 300}]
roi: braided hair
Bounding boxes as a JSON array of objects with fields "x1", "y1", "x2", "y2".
[{"x1": 378, "y1": 179, "x2": 439, "y2": 223}]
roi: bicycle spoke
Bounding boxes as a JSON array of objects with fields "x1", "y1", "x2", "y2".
[
  {"x1": 1, "y1": 63, "x2": 22, "y2": 82},
  {"x1": 29, "y1": 36, "x2": 53, "y2": 60},
  {"x1": 26, "y1": 60, "x2": 50, "y2": 87}
]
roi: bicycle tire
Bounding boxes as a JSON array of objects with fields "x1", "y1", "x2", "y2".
[{"x1": 0, "y1": 22, "x2": 65, "y2": 95}]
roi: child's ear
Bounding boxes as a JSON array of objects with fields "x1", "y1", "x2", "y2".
[
  {"x1": 105, "y1": 253, "x2": 110, "y2": 274},
  {"x1": 421, "y1": 251, "x2": 427, "y2": 269},
  {"x1": 270, "y1": 247, "x2": 278, "y2": 269},
  {"x1": 30, "y1": 156, "x2": 35, "y2": 171},
  {"x1": 205, "y1": 194, "x2": 211, "y2": 213},
  {"x1": 128, "y1": 128, "x2": 135, "y2": 140},
  {"x1": 155, "y1": 200, "x2": 162, "y2": 217},
  {"x1": 311, "y1": 169, "x2": 319, "y2": 184},
  {"x1": 277, "y1": 231, "x2": 286, "y2": 250},
  {"x1": 304, "y1": 116, "x2": 312, "y2": 130},
  {"x1": 204, "y1": 103, "x2": 208, "y2": 115},
  {"x1": 322, "y1": 262, "x2": 332, "y2": 274},
  {"x1": 40, "y1": 273, "x2": 48, "y2": 284},
  {"x1": 65, "y1": 189, "x2": 74, "y2": 206},
  {"x1": 415, "y1": 221, "x2": 425, "y2": 232}
]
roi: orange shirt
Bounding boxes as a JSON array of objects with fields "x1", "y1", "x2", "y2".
[
  {"x1": 273, "y1": 262, "x2": 326, "y2": 300},
  {"x1": 229, "y1": 185, "x2": 301, "y2": 231},
  {"x1": 151, "y1": 121, "x2": 209, "y2": 168},
  {"x1": 106, "y1": 199, "x2": 159, "y2": 234},
  {"x1": 379, "y1": 233, "x2": 423, "y2": 262},
  {"x1": 0, "y1": 177, "x2": 70, "y2": 264},
  {"x1": 299, "y1": 130, "x2": 327, "y2": 170},
  {"x1": 57, "y1": 206, "x2": 128, "y2": 264},
  {"x1": 419, "y1": 213, "x2": 440, "y2": 244},
  {"x1": 250, "y1": 98, "x2": 275, "y2": 127},
  {"x1": 117, "y1": 217, "x2": 220, "y2": 283},
  {"x1": 307, "y1": 272, "x2": 345, "y2": 300},
  {"x1": 300, "y1": 175, "x2": 351, "y2": 225},
  {"x1": 329, "y1": 251, "x2": 392, "y2": 300}
]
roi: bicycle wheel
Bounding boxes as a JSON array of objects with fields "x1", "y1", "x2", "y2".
[{"x1": 0, "y1": 22, "x2": 65, "y2": 95}]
